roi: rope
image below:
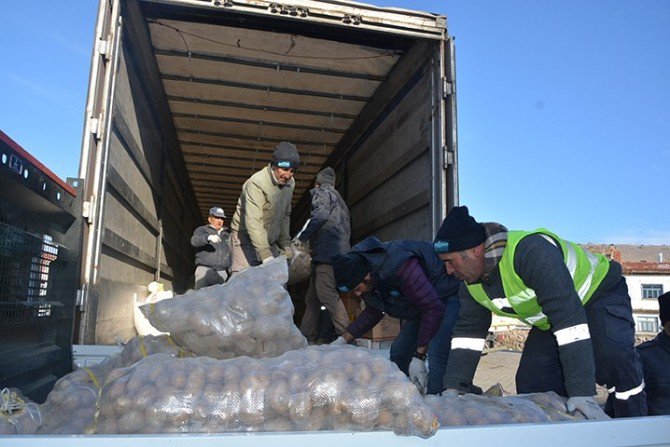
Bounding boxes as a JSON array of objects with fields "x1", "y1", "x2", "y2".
[{"x1": 0, "y1": 388, "x2": 25, "y2": 416}]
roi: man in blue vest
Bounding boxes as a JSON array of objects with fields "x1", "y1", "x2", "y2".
[
  {"x1": 637, "y1": 291, "x2": 670, "y2": 415},
  {"x1": 433, "y1": 206, "x2": 646, "y2": 418},
  {"x1": 330, "y1": 236, "x2": 461, "y2": 395}
]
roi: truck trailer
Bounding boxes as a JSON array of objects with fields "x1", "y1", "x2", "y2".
[{"x1": 1, "y1": 0, "x2": 669, "y2": 445}]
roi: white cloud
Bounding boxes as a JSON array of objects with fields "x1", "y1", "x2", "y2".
[
  {"x1": 7, "y1": 73, "x2": 78, "y2": 111},
  {"x1": 50, "y1": 33, "x2": 89, "y2": 58},
  {"x1": 597, "y1": 228, "x2": 670, "y2": 245}
]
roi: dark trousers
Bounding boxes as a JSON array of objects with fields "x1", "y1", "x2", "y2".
[
  {"x1": 516, "y1": 278, "x2": 647, "y2": 417},
  {"x1": 390, "y1": 297, "x2": 460, "y2": 395}
]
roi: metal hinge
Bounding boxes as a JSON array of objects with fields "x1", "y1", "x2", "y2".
[
  {"x1": 268, "y1": 3, "x2": 309, "y2": 17},
  {"x1": 443, "y1": 145, "x2": 455, "y2": 167},
  {"x1": 76, "y1": 287, "x2": 87, "y2": 308},
  {"x1": 82, "y1": 197, "x2": 95, "y2": 224},
  {"x1": 88, "y1": 115, "x2": 103, "y2": 140},
  {"x1": 97, "y1": 38, "x2": 111, "y2": 60},
  {"x1": 442, "y1": 77, "x2": 453, "y2": 98}
]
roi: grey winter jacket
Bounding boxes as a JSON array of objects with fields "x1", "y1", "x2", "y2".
[
  {"x1": 298, "y1": 184, "x2": 351, "y2": 264},
  {"x1": 191, "y1": 225, "x2": 231, "y2": 270}
]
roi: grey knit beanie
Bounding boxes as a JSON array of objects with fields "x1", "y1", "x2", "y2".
[{"x1": 315, "y1": 167, "x2": 336, "y2": 186}]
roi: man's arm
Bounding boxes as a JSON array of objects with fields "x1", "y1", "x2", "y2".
[
  {"x1": 346, "y1": 305, "x2": 384, "y2": 339},
  {"x1": 443, "y1": 283, "x2": 492, "y2": 392},
  {"x1": 396, "y1": 257, "x2": 446, "y2": 351},
  {"x1": 190, "y1": 226, "x2": 209, "y2": 248},
  {"x1": 242, "y1": 181, "x2": 273, "y2": 260},
  {"x1": 515, "y1": 234, "x2": 596, "y2": 397},
  {"x1": 297, "y1": 189, "x2": 332, "y2": 242}
]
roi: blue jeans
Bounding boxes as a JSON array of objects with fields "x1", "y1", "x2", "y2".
[{"x1": 389, "y1": 297, "x2": 460, "y2": 394}]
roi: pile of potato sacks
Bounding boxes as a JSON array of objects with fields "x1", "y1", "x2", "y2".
[
  {"x1": 37, "y1": 334, "x2": 193, "y2": 434},
  {"x1": 88, "y1": 347, "x2": 438, "y2": 437},
  {"x1": 28, "y1": 258, "x2": 608, "y2": 437},
  {"x1": 425, "y1": 391, "x2": 592, "y2": 426},
  {"x1": 140, "y1": 258, "x2": 307, "y2": 359}
]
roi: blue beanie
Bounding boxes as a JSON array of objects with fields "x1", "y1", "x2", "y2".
[
  {"x1": 271, "y1": 141, "x2": 300, "y2": 169},
  {"x1": 433, "y1": 206, "x2": 486, "y2": 254},
  {"x1": 331, "y1": 253, "x2": 369, "y2": 293}
]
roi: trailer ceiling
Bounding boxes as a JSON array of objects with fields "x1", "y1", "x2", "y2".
[{"x1": 140, "y1": 0, "x2": 444, "y2": 219}]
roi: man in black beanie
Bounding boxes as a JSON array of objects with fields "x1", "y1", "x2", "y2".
[
  {"x1": 330, "y1": 236, "x2": 462, "y2": 395},
  {"x1": 433, "y1": 206, "x2": 646, "y2": 418},
  {"x1": 637, "y1": 291, "x2": 670, "y2": 415},
  {"x1": 293, "y1": 167, "x2": 352, "y2": 343},
  {"x1": 230, "y1": 141, "x2": 299, "y2": 274}
]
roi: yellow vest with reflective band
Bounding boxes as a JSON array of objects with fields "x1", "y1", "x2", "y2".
[{"x1": 466, "y1": 229, "x2": 610, "y2": 330}]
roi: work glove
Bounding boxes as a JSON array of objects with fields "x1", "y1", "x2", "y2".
[
  {"x1": 261, "y1": 256, "x2": 275, "y2": 264},
  {"x1": 207, "y1": 234, "x2": 221, "y2": 244},
  {"x1": 330, "y1": 336, "x2": 348, "y2": 346},
  {"x1": 566, "y1": 396, "x2": 609, "y2": 420},
  {"x1": 292, "y1": 236, "x2": 306, "y2": 250},
  {"x1": 408, "y1": 357, "x2": 428, "y2": 395},
  {"x1": 442, "y1": 388, "x2": 460, "y2": 398}
]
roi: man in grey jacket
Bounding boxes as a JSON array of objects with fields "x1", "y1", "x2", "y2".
[
  {"x1": 294, "y1": 167, "x2": 351, "y2": 342},
  {"x1": 230, "y1": 142, "x2": 299, "y2": 274},
  {"x1": 190, "y1": 206, "x2": 231, "y2": 289}
]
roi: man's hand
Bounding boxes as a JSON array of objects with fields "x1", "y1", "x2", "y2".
[
  {"x1": 207, "y1": 234, "x2": 221, "y2": 244},
  {"x1": 261, "y1": 256, "x2": 274, "y2": 264},
  {"x1": 408, "y1": 357, "x2": 428, "y2": 395},
  {"x1": 566, "y1": 396, "x2": 609, "y2": 420},
  {"x1": 330, "y1": 336, "x2": 348, "y2": 346}
]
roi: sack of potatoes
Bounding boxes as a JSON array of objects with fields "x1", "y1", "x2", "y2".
[
  {"x1": 287, "y1": 243, "x2": 311, "y2": 285},
  {"x1": 0, "y1": 388, "x2": 41, "y2": 435},
  {"x1": 140, "y1": 257, "x2": 307, "y2": 359},
  {"x1": 37, "y1": 335, "x2": 192, "y2": 434},
  {"x1": 90, "y1": 345, "x2": 439, "y2": 438},
  {"x1": 425, "y1": 391, "x2": 589, "y2": 426}
]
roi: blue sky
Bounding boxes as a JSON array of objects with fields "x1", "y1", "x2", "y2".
[{"x1": 1, "y1": 1, "x2": 668, "y2": 244}]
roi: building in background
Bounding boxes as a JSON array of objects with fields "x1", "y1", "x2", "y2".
[
  {"x1": 489, "y1": 244, "x2": 670, "y2": 336},
  {"x1": 584, "y1": 244, "x2": 670, "y2": 335}
]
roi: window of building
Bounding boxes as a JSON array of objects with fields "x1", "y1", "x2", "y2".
[
  {"x1": 637, "y1": 316, "x2": 660, "y2": 333},
  {"x1": 641, "y1": 284, "x2": 664, "y2": 299}
]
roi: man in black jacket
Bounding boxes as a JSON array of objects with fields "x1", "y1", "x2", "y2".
[
  {"x1": 191, "y1": 206, "x2": 231, "y2": 289},
  {"x1": 434, "y1": 206, "x2": 646, "y2": 418},
  {"x1": 637, "y1": 291, "x2": 670, "y2": 415},
  {"x1": 294, "y1": 168, "x2": 351, "y2": 342}
]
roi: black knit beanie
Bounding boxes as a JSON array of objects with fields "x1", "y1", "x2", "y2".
[
  {"x1": 271, "y1": 141, "x2": 300, "y2": 169},
  {"x1": 433, "y1": 206, "x2": 486, "y2": 253},
  {"x1": 315, "y1": 167, "x2": 336, "y2": 187},
  {"x1": 659, "y1": 291, "x2": 670, "y2": 327},
  {"x1": 331, "y1": 253, "x2": 369, "y2": 293}
]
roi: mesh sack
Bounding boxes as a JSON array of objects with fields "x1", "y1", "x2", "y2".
[
  {"x1": 516, "y1": 392, "x2": 591, "y2": 422},
  {"x1": 0, "y1": 388, "x2": 41, "y2": 434},
  {"x1": 425, "y1": 391, "x2": 588, "y2": 426},
  {"x1": 37, "y1": 335, "x2": 191, "y2": 434},
  {"x1": 140, "y1": 257, "x2": 307, "y2": 359},
  {"x1": 92, "y1": 345, "x2": 439, "y2": 438},
  {"x1": 287, "y1": 243, "x2": 311, "y2": 285}
]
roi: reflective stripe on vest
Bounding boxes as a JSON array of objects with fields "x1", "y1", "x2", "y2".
[{"x1": 467, "y1": 229, "x2": 610, "y2": 330}]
